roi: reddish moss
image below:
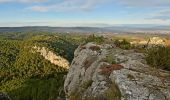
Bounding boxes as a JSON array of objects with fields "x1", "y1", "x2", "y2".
[
  {"x1": 79, "y1": 46, "x2": 86, "y2": 51},
  {"x1": 100, "y1": 64, "x2": 124, "y2": 74},
  {"x1": 89, "y1": 46, "x2": 100, "y2": 51}
]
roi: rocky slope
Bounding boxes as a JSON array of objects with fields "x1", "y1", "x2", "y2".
[
  {"x1": 33, "y1": 46, "x2": 69, "y2": 69},
  {"x1": 64, "y1": 43, "x2": 170, "y2": 100}
]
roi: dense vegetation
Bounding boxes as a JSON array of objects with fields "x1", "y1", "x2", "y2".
[
  {"x1": 146, "y1": 46, "x2": 170, "y2": 71},
  {"x1": 0, "y1": 32, "x2": 80, "y2": 100}
]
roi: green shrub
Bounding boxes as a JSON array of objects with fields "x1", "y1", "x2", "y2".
[
  {"x1": 69, "y1": 91, "x2": 81, "y2": 100},
  {"x1": 104, "y1": 55, "x2": 116, "y2": 64},
  {"x1": 146, "y1": 46, "x2": 170, "y2": 71},
  {"x1": 114, "y1": 39, "x2": 131, "y2": 50},
  {"x1": 127, "y1": 74, "x2": 135, "y2": 81},
  {"x1": 85, "y1": 34, "x2": 104, "y2": 44},
  {"x1": 81, "y1": 80, "x2": 93, "y2": 89},
  {"x1": 105, "y1": 82, "x2": 121, "y2": 100}
]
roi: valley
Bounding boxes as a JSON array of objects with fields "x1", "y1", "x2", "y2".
[{"x1": 0, "y1": 31, "x2": 170, "y2": 100}]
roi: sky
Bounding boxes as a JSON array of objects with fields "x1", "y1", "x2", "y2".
[{"x1": 0, "y1": 0, "x2": 170, "y2": 27}]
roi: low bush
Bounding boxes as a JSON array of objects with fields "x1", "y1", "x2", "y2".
[
  {"x1": 81, "y1": 80, "x2": 93, "y2": 89},
  {"x1": 103, "y1": 55, "x2": 116, "y2": 64},
  {"x1": 127, "y1": 74, "x2": 135, "y2": 81},
  {"x1": 105, "y1": 82, "x2": 121, "y2": 100},
  {"x1": 85, "y1": 34, "x2": 105, "y2": 44},
  {"x1": 146, "y1": 46, "x2": 170, "y2": 71},
  {"x1": 114, "y1": 39, "x2": 131, "y2": 50}
]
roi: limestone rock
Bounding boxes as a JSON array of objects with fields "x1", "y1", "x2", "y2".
[
  {"x1": 33, "y1": 46, "x2": 69, "y2": 69},
  {"x1": 64, "y1": 42, "x2": 170, "y2": 100}
]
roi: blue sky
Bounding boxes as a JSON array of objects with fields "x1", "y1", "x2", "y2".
[{"x1": 0, "y1": 0, "x2": 170, "y2": 27}]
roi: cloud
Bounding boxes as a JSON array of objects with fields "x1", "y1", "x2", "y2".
[
  {"x1": 151, "y1": 16, "x2": 170, "y2": 20},
  {"x1": 0, "y1": 0, "x2": 46, "y2": 3},
  {"x1": 0, "y1": 0, "x2": 12, "y2": 3},
  {"x1": 112, "y1": 0, "x2": 170, "y2": 21},
  {"x1": 147, "y1": 10, "x2": 170, "y2": 20},
  {"x1": 27, "y1": 0, "x2": 110, "y2": 12},
  {"x1": 115, "y1": 0, "x2": 170, "y2": 7}
]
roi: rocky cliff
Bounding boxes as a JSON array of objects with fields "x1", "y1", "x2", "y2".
[
  {"x1": 64, "y1": 43, "x2": 170, "y2": 100},
  {"x1": 33, "y1": 46, "x2": 69, "y2": 69}
]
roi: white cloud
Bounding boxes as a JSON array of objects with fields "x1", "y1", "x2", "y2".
[
  {"x1": 0, "y1": 0, "x2": 12, "y2": 3},
  {"x1": 1, "y1": 0, "x2": 170, "y2": 25},
  {"x1": 27, "y1": 0, "x2": 110, "y2": 12},
  {"x1": 145, "y1": 9, "x2": 170, "y2": 20},
  {"x1": 0, "y1": 0, "x2": 46, "y2": 3},
  {"x1": 112, "y1": 0, "x2": 170, "y2": 21},
  {"x1": 115, "y1": 0, "x2": 170, "y2": 7}
]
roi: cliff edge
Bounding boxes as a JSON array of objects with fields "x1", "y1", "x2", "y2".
[{"x1": 64, "y1": 43, "x2": 170, "y2": 100}]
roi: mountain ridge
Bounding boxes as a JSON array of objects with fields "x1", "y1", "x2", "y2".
[{"x1": 0, "y1": 26, "x2": 170, "y2": 33}]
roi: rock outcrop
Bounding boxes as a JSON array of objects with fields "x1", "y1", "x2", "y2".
[
  {"x1": 33, "y1": 46, "x2": 69, "y2": 69},
  {"x1": 64, "y1": 43, "x2": 170, "y2": 100}
]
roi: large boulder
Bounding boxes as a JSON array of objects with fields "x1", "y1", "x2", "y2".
[{"x1": 64, "y1": 43, "x2": 170, "y2": 100}]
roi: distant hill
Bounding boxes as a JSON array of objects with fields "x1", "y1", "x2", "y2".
[
  {"x1": 0, "y1": 26, "x2": 170, "y2": 34},
  {"x1": 0, "y1": 27, "x2": 111, "y2": 33}
]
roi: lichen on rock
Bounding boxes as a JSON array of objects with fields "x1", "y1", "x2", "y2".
[{"x1": 64, "y1": 42, "x2": 170, "y2": 100}]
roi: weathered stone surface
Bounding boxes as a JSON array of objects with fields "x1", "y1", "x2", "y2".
[{"x1": 64, "y1": 42, "x2": 170, "y2": 100}]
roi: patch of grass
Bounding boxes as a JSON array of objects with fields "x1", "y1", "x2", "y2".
[
  {"x1": 85, "y1": 34, "x2": 105, "y2": 44},
  {"x1": 69, "y1": 92, "x2": 81, "y2": 100},
  {"x1": 105, "y1": 82, "x2": 121, "y2": 100},
  {"x1": 134, "y1": 48, "x2": 146, "y2": 53},
  {"x1": 69, "y1": 80, "x2": 93, "y2": 100},
  {"x1": 85, "y1": 96, "x2": 98, "y2": 100},
  {"x1": 114, "y1": 39, "x2": 131, "y2": 50},
  {"x1": 146, "y1": 46, "x2": 170, "y2": 71},
  {"x1": 81, "y1": 80, "x2": 93, "y2": 89},
  {"x1": 103, "y1": 55, "x2": 116, "y2": 64},
  {"x1": 127, "y1": 74, "x2": 135, "y2": 81},
  {"x1": 85, "y1": 95, "x2": 106, "y2": 100}
]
